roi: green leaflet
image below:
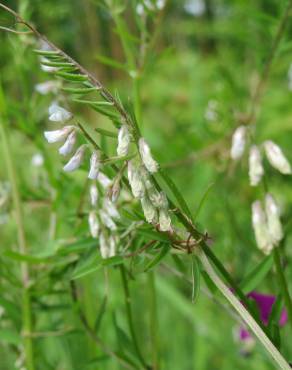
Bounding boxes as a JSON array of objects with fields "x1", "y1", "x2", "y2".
[
  {"x1": 40, "y1": 60, "x2": 74, "y2": 68},
  {"x1": 55, "y1": 71, "x2": 89, "y2": 81},
  {"x1": 62, "y1": 86, "x2": 99, "y2": 94},
  {"x1": 33, "y1": 49, "x2": 60, "y2": 57}
]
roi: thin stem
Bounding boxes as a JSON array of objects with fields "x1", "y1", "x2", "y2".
[
  {"x1": 273, "y1": 247, "x2": 292, "y2": 332},
  {"x1": 148, "y1": 272, "x2": 159, "y2": 370},
  {"x1": 119, "y1": 265, "x2": 150, "y2": 370},
  {"x1": 199, "y1": 252, "x2": 290, "y2": 370},
  {"x1": 0, "y1": 87, "x2": 35, "y2": 370}
]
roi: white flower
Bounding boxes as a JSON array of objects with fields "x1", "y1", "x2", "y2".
[
  {"x1": 35, "y1": 81, "x2": 60, "y2": 95},
  {"x1": 139, "y1": 138, "x2": 159, "y2": 173},
  {"x1": 184, "y1": 0, "x2": 205, "y2": 16},
  {"x1": 48, "y1": 103, "x2": 73, "y2": 122},
  {"x1": 88, "y1": 211, "x2": 99, "y2": 238},
  {"x1": 150, "y1": 191, "x2": 168, "y2": 208},
  {"x1": 136, "y1": 3, "x2": 145, "y2": 15},
  {"x1": 44, "y1": 125, "x2": 74, "y2": 143},
  {"x1": 156, "y1": 0, "x2": 166, "y2": 10},
  {"x1": 89, "y1": 183, "x2": 98, "y2": 207},
  {"x1": 100, "y1": 210, "x2": 117, "y2": 230},
  {"x1": 109, "y1": 181, "x2": 120, "y2": 203},
  {"x1": 40, "y1": 57, "x2": 58, "y2": 73},
  {"x1": 103, "y1": 199, "x2": 120, "y2": 219},
  {"x1": 230, "y1": 126, "x2": 247, "y2": 160},
  {"x1": 109, "y1": 236, "x2": 117, "y2": 257},
  {"x1": 127, "y1": 161, "x2": 145, "y2": 198},
  {"x1": 117, "y1": 125, "x2": 131, "y2": 156},
  {"x1": 264, "y1": 140, "x2": 291, "y2": 175},
  {"x1": 252, "y1": 201, "x2": 273, "y2": 255},
  {"x1": 248, "y1": 145, "x2": 264, "y2": 186},
  {"x1": 58, "y1": 130, "x2": 76, "y2": 156},
  {"x1": 63, "y1": 145, "x2": 86, "y2": 172},
  {"x1": 88, "y1": 151, "x2": 100, "y2": 180},
  {"x1": 141, "y1": 196, "x2": 157, "y2": 223},
  {"x1": 265, "y1": 194, "x2": 283, "y2": 245},
  {"x1": 204, "y1": 100, "x2": 218, "y2": 122},
  {"x1": 97, "y1": 172, "x2": 112, "y2": 189},
  {"x1": 159, "y1": 208, "x2": 172, "y2": 232},
  {"x1": 99, "y1": 233, "x2": 110, "y2": 259},
  {"x1": 31, "y1": 153, "x2": 44, "y2": 167}
]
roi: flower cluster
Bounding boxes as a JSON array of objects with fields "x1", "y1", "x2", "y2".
[{"x1": 230, "y1": 126, "x2": 291, "y2": 254}]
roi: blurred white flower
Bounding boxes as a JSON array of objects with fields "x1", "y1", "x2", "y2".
[
  {"x1": 44, "y1": 125, "x2": 74, "y2": 143},
  {"x1": 31, "y1": 153, "x2": 44, "y2": 167},
  {"x1": 88, "y1": 151, "x2": 100, "y2": 180},
  {"x1": 88, "y1": 211, "x2": 99, "y2": 238},
  {"x1": 109, "y1": 236, "x2": 117, "y2": 257},
  {"x1": 97, "y1": 172, "x2": 112, "y2": 189},
  {"x1": 136, "y1": 3, "x2": 145, "y2": 15},
  {"x1": 252, "y1": 201, "x2": 273, "y2": 255},
  {"x1": 248, "y1": 145, "x2": 264, "y2": 186},
  {"x1": 89, "y1": 183, "x2": 98, "y2": 207},
  {"x1": 48, "y1": 103, "x2": 73, "y2": 123},
  {"x1": 100, "y1": 210, "x2": 117, "y2": 230},
  {"x1": 264, "y1": 140, "x2": 291, "y2": 175},
  {"x1": 58, "y1": 130, "x2": 76, "y2": 156},
  {"x1": 139, "y1": 138, "x2": 159, "y2": 173},
  {"x1": 159, "y1": 208, "x2": 172, "y2": 232},
  {"x1": 128, "y1": 161, "x2": 145, "y2": 198},
  {"x1": 35, "y1": 81, "x2": 60, "y2": 95},
  {"x1": 230, "y1": 126, "x2": 247, "y2": 160},
  {"x1": 184, "y1": 0, "x2": 205, "y2": 16},
  {"x1": 63, "y1": 145, "x2": 86, "y2": 172},
  {"x1": 204, "y1": 100, "x2": 218, "y2": 122},
  {"x1": 141, "y1": 196, "x2": 157, "y2": 223},
  {"x1": 99, "y1": 233, "x2": 110, "y2": 259},
  {"x1": 265, "y1": 194, "x2": 283, "y2": 245},
  {"x1": 117, "y1": 125, "x2": 131, "y2": 156},
  {"x1": 110, "y1": 181, "x2": 121, "y2": 203},
  {"x1": 103, "y1": 198, "x2": 120, "y2": 219}
]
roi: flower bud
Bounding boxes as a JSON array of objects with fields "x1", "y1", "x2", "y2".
[
  {"x1": 58, "y1": 130, "x2": 76, "y2": 156},
  {"x1": 103, "y1": 199, "x2": 120, "y2": 219},
  {"x1": 100, "y1": 210, "x2": 117, "y2": 230},
  {"x1": 63, "y1": 145, "x2": 86, "y2": 172},
  {"x1": 252, "y1": 201, "x2": 273, "y2": 255},
  {"x1": 109, "y1": 181, "x2": 121, "y2": 203},
  {"x1": 141, "y1": 196, "x2": 158, "y2": 223},
  {"x1": 88, "y1": 151, "x2": 100, "y2": 180},
  {"x1": 117, "y1": 125, "x2": 131, "y2": 156},
  {"x1": 127, "y1": 161, "x2": 145, "y2": 198},
  {"x1": 249, "y1": 145, "x2": 264, "y2": 186},
  {"x1": 88, "y1": 211, "x2": 99, "y2": 238},
  {"x1": 35, "y1": 81, "x2": 60, "y2": 95},
  {"x1": 44, "y1": 125, "x2": 74, "y2": 143},
  {"x1": 139, "y1": 138, "x2": 159, "y2": 173},
  {"x1": 264, "y1": 141, "x2": 291, "y2": 175},
  {"x1": 109, "y1": 236, "x2": 117, "y2": 257},
  {"x1": 230, "y1": 126, "x2": 246, "y2": 160},
  {"x1": 89, "y1": 183, "x2": 98, "y2": 207},
  {"x1": 40, "y1": 57, "x2": 58, "y2": 73},
  {"x1": 97, "y1": 172, "x2": 112, "y2": 189},
  {"x1": 99, "y1": 233, "x2": 110, "y2": 259},
  {"x1": 159, "y1": 208, "x2": 172, "y2": 232},
  {"x1": 265, "y1": 194, "x2": 283, "y2": 245},
  {"x1": 48, "y1": 103, "x2": 73, "y2": 122}
]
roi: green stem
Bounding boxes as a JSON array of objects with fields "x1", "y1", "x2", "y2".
[
  {"x1": 0, "y1": 87, "x2": 35, "y2": 370},
  {"x1": 273, "y1": 247, "x2": 292, "y2": 332},
  {"x1": 199, "y1": 252, "x2": 290, "y2": 370},
  {"x1": 120, "y1": 265, "x2": 149, "y2": 370},
  {"x1": 148, "y1": 272, "x2": 159, "y2": 370}
]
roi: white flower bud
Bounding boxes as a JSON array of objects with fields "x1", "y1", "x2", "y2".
[
  {"x1": 139, "y1": 138, "x2": 159, "y2": 173},
  {"x1": 97, "y1": 172, "x2": 112, "y2": 189},
  {"x1": 265, "y1": 194, "x2": 283, "y2": 245},
  {"x1": 48, "y1": 102, "x2": 73, "y2": 122},
  {"x1": 100, "y1": 210, "x2": 117, "y2": 230},
  {"x1": 88, "y1": 211, "x2": 99, "y2": 238},
  {"x1": 88, "y1": 151, "x2": 100, "y2": 180},
  {"x1": 35, "y1": 81, "x2": 60, "y2": 95},
  {"x1": 63, "y1": 145, "x2": 86, "y2": 172},
  {"x1": 230, "y1": 126, "x2": 246, "y2": 160},
  {"x1": 150, "y1": 191, "x2": 168, "y2": 208},
  {"x1": 159, "y1": 208, "x2": 172, "y2": 232},
  {"x1": 141, "y1": 196, "x2": 158, "y2": 223},
  {"x1": 264, "y1": 141, "x2": 291, "y2": 175},
  {"x1": 109, "y1": 181, "x2": 120, "y2": 203},
  {"x1": 31, "y1": 153, "x2": 44, "y2": 167},
  {"x1": 103, "y1": 199, "x2": 120, "y2": 219},
  {"x1": 99, "y1": 233, "x2": 110, "y2": 259},
  {"x1": 58, "y1": 130, "x2": 76, "y2": 156},
  {"x1": 252, "y1": 201, "x2": 273, "y2": 255},
  {"x1": 109, "y1": 236, "x2": 117, "y2": 257},
  {"x1": 249, "y1": 145, "x2": 264, "y2": 186},
  {"x1": 127, "y1": 161, "x2": 145, "y2": 198},
  {"x1": 117, "y1": 125, "x2": 131, "y2": 156},
  {"x1": 44, "y1": 125, "x2": 74, "y2": 143},
  {"x1": 89, "y1": 183, "x2": 98, "y2": 207}
]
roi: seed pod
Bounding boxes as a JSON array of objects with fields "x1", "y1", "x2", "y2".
[
  {"x1": 89, "y1": 183, "x2": 98, "y2": 207},
  {"x1": 265, "y1": 194, "x2": 283, "y2": 245},
  {"x1": 44, "y1": 125, "x2": 74, "y2": 143},
  {"x1": 139, "y1": 138, "x2": 159, "y2": 173},
  {"x1": 100, "y1": 210, "x2": 117, "y2": 231},
  {"x1": 264, "y1": 140, "x2": 291, "y2": 175},
  {"x1": 48, "y1": 103, "x2": 73, "y2": 122},
  {"x1": 230, "y1": 126, "x2": 246, "y2": 160},
  {"x1": 141, "y1": 196, "x2": 158, "y2": 223},
  {"x1": 63, "y1": 145, "x2": 86, "y2": 172},
  {"x1": 127, "y1": 161, "x2": 145, "y2": 198},
  {"x1": 88, "y1": 211, "x2": 99, "y2": 238},
  {"x1": 251, "y1": 201, "x2": 273, "y2": 255},
  {"x1": 88, "y1": 151, "x2": 100, "y2": 180},
  {"x1": 159, "y1": 208, "x2": 172, "y2": 232},
  {"x1": 249, "y1": 145, "x2": 264, "y2": 186},
  {"x1": 59, "y1": 130, "x2": 76, "y2": 156},
  {"x1": 117, "y1": 125, "x2": 131, "y2": 156}
]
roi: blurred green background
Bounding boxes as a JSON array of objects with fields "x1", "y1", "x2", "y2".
[{"x1": 0, "y1": 0, "x2": 292, "y2": 369}]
